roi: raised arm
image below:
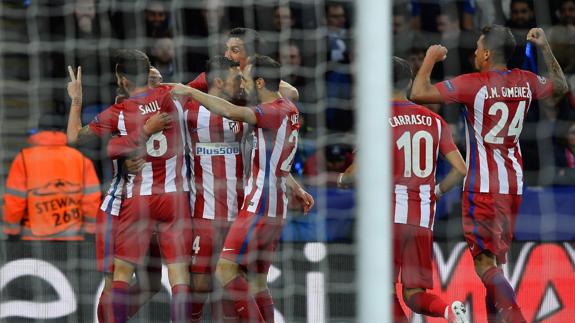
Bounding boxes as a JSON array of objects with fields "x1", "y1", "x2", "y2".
[
  {"x1": 435, "y1": 150, "x2": 466, "y2": 198},
  {"x1": 410, "y1": 45, "x2": 448, "y2": 104},
  {"x1": 526, "y1": 28, "x2": 568, "y2": 99},
  {"x1": 66, "y1": 66, "x2": 98, "y2": 146},
  {"x1": 172, "y1": 84, "x2": 257, "y2": 125}
]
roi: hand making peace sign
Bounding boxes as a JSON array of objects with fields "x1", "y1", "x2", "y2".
[{"x1": 67, "y1": 66, "x2": 82, "y2": 105}]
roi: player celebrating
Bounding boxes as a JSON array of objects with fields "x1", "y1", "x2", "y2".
[
  {"x1": 188, "y1": 27, "x2": 299, "y2": 102},
  {"x1": 67, "y1": 49, "x2": 193, "y2": 323},
  {"x1": 173, "y1": 55, "x2": 302, "y2": 323},
  {"x1": 67, "y1": 65, "x2": 170, "y2": 322},
  {"x1": 185, "y1": 56, "x2": 246, "y2": 322},
  {"x1": 411, "y1": 26, "x2": 568, "y2": 322},
  {"x1": 339, "y1": 57, "x2": 468, "y2": 323}
]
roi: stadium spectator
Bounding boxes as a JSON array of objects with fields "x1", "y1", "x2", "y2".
[
  {"x1": 74, "y1": 0, "x2": 97, "y2": 36},
  {"x1": 434, "y1": 4, "x2": 475, "y2": 79},
  {"x1": 273, "y1": 5, "x2": 296, "y2": 31},
  {"x1": 547, "y1": 0, "x2": 575, "y2": 74},
  {"x1": 325, "y1": 1, "x2": 351, "y2": 64},
  {"x1": 145, "y1": 1, "x2": 172, "y2": 38},
  {"x1": 3, "y1": 114, "x2": 101, "y2": 241},
  {"x1": 325, "y1": 2, "x2": 354, "y2": 132},
  {"x1": 149, "y1": 37, "x2": 175, "y2": 81},
  {"x1": 411, "y1": 0, "x2": 475, "y2": 32},
  {"x1": 506, "y1": 0, "x2": 537, "y2": 69},
  {"x1": 279, "y1": 41, "x2": 317, "y2": 104},
  {"x1": 553, "y1": 120, "x2": 575, "y2": 185},
  {"x1": 411, "y1": 25, "x2": 568, "y2": 322},
  {"x1": 393, "y1": 4, "x2": 420, "y2": 58}
]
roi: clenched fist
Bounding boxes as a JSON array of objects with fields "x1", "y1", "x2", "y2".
[
  {"x1": 425, "y1": 45, "x2": 448, "y2": 63},
  {"x1": 527, "y1": 28, "x2": 548, "y2": 47}
]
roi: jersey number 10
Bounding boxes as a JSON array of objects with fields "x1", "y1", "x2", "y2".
[{"x1": 396, "y1": 130, "x2": 433, "y2": 178}]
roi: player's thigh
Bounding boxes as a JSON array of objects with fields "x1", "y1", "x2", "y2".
[
  {"x1": 252, "y1": 218, "x2": 284, "y2": 274},
  {"x1": 400, "y1": 225, "x2": 434, "y2": 290},
  {"x1": 462, "y1": 192, "x2": 505, "y2": 256},
  {"x1": 392, "y1": 223, "x2": 407, "y2": 283},
  {"x1": 154, "y1": 193, "x2": 193, "y2": 264},
  {"x1": 220, "y1": 211, "x2": 259, "y2": 265},
  {"x1": 191, "y1": 217, "x2": 217, "y2": 274},
  {"x1": 115, "y1": 197, "x2": 155, "y2": 265}
]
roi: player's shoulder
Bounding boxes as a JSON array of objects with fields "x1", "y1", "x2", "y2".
[{"x1": 512, "y1": 68, "x2": 548, "y2": 84}]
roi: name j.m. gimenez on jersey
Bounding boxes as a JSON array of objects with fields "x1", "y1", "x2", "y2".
[
  {"x1": 388, "y1": 114, "x2": 433, "y2": 128},
  {"x1": 484, "y1": 86, "x2": 530, "y2": 100}
]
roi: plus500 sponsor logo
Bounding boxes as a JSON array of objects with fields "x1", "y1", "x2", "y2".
[{"x1": 195, "y1": 143, "x2": 240, "y2": 156}]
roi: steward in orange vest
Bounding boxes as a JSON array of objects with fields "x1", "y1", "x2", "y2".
[{"x1": 3, "y1": 126, "x2": 101, "y2": 241}]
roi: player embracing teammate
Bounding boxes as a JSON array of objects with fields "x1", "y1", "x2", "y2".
[{"x1": 411, "y1": 25, "x2": 567, "y2": 322}]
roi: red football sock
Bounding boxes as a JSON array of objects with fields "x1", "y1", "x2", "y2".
[
  {"x1": 224, "y1": 276, "x2": 264, "y2": 322},
  {"x1": 222, "y1": 298, "x2": 241, "y2": 322},
  {"x1": 482, "y1": 267, "x2": 527, "y2": 323},
  {"x1": 254, "y1": 289, "x2": 275, "y2": 323},
  {"x1": 405, "y1": 291, "x2": 449, "y2": 318},
  {"x1": 111, "y1": 281, "x2": 130, "y2": 323},
  {"x1": 485, "y1": 294, "x2": 498, "y2": 323},
  {"x1": 171, "y1": 284, "x2": 192, "y2": 323},
  {"x1": 190, "y1": 292, "x2": 209, "y2": 323},
  {"x1": 393, "y1": 294, "x2": 408, "y2": 323}
]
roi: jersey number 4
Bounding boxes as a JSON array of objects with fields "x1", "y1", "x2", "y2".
[
  {"x1": 484, "y1": 101, "x2": 526, "y2": 144},
  {"x1": 396, "y1": 130, "x2": 433, "y2": 178}
]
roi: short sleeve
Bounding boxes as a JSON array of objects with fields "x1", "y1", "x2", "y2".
[
  {"x1": 253, "y1": 104, "x2": 284, "y2": 129},
  {"x1": 434, "y1": 74, "x2": 476, "y2": 105},
  {"x1": 438, "y1": 118, "x2": 458, "y2": 155},
  {"x1": 88, "y1": 105, "x2": 119, "y2": 138},
  {"x1": 525, "y1": 71, "x2": 554, "y2": 100},
  {"x1": 187, "y1": 73, "x2": 208, "y2": 92}
]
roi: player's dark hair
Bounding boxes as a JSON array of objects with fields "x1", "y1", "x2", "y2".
[
  {"x1": 481, "y1": 25, "x2": 516, "y2": 64},
  {"x1": 227, "y1": 28, "x2": 264, "y2": 57},
  {"x1": 114, "y1": 49, "x2": 151, "y2": 87},
  {"x1": 205, "y1": 56, "x2": 240, "y2": 87},
  {"x1": 393, "y1": 56, "x2": 413, "y2": 91},
  {"x1": 248, "y1": 55, "x2": 282, "y2": 92}
]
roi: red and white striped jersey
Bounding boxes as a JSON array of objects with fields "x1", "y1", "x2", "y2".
[
  {"x1": 89, "y1": 85, "x2": 189, "y2": 198},
  {"x1": 391, "y1": 100, "x2": 458, "y2": 230},
  {"x1": 243, "y1": 98, "x2": 300, "y2": 219},
  {"x1": 185, "y1": 100, "x2": 249, "y2": 221},
  {"x1": 435, "y1": 69, "x2": 554, "y2": 195}
]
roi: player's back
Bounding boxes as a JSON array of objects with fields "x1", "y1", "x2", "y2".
[
  {"x1": 391, "y1": 100, "x2": 455, "y2": 230},
  {"x1": 119, "y1": 85, "x2": 188, "y2": 197},
  {"x1": 436, "y1": 69, "x2": 553, "y2": 194},
  {"x1": 243, "y1": 98, "x2": 300, "y2": 219},
  {"x1": 185, "y1": 99, "x2": 248, "y2": 221}
]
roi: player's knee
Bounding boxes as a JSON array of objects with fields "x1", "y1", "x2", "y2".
[
  {"x1": 192, "y1": 274, "x2": 213, "y2": 293},
  {"x1": 114, "y1": 259, "x2": 136, "y2": 282},
  {"x1": 215, "y1": 258, "x2": 239, "y2": 286},
  {"x1": 248, "y1": 274, "x2": 268, "y2": 295},
  {"x1": 473, "y1": 252, "x2": 497, "y2": 277},
  {"x1": 167, "y1": 262, "x2": 191, "y2": 287},
  {"x1": 102, "y1": 273, "x2": 114, "y2": 292},
  {"x1": 401, "y1": 287, "x2": 424, "y2": 304}
]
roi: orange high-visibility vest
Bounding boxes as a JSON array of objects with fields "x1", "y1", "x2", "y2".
[{"x1": 3, "y1": 131, "x2": 100, "y2": 240}]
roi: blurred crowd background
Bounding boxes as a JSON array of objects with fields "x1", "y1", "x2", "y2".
[{"x1": 2, "y1": 0, "x2": 575, "y2": 238}]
